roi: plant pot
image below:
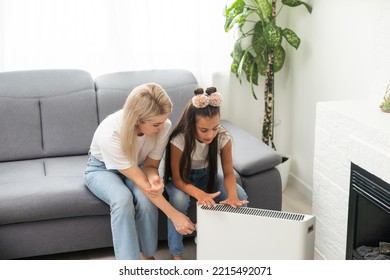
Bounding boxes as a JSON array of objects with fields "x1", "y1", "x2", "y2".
[
  {"x1": 275, "y1": 155, "x2": 291, "y2": 192},
  {"x1": 380, "y1": 107, "x2": 390, "y2": 113}
]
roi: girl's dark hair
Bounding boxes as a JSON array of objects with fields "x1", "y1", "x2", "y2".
[{"x1": 164, "y1": 87, "x2": 220, "y2": 192}]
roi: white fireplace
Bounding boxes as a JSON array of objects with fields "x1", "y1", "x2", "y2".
[{"x1": 313, "y1": 99, "x2": 390, "y2": 260}]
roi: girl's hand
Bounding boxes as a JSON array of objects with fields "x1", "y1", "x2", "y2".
[
  {"x1": 148, "y1": 175, "x2": 164, "y2": 198},
  {"x1": 170, "y1": 212, "x2": 196, "y2": 235},
  {"x1": 220, "y1": 197, "x2": 249, "y2": 208},
  {"x1": 195, "y1": 191, "x2": 221, "y2": 208}
]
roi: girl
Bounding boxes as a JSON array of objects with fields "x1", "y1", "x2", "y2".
[
  {"x1": 84, "y1": 83, "x2": 196, "y2": 260},
  {"x1": 164, "y1": 87, "x2": 248, "y2": 260}
]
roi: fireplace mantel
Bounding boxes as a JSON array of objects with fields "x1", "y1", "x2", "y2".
[{"x1": 313, "y1": 99, "x2": 390, "y2": 259}]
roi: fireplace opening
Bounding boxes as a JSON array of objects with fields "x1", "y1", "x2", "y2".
[{"x1": 346, "y1": 163, "x2": 390, "y2": 260}]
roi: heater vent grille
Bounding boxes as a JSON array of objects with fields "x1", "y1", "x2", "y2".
[{"x1": 200, "y1": 204, "x2": 306, "y2": 221}]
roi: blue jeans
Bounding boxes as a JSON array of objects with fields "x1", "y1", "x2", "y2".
[
  {"x1": 84, "y1": 156, "x2": 158, "y2": 260},
  {"x1": 165, "y1": 168, "x2": 248, "y2": 256}
]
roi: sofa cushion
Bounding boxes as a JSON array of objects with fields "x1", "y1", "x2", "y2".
[
  {"x1": 0, "y1": 159, "x2": 46, "y2": 185},
  {"x1": 94, "y1": 69, "x2": 198, "y2": 125},
  {"x1": 0, "y1": 98, "x2": 43, "y2": 162},
  {"x1": 40, "y1": 91, "x2": 98, "y2": 157},
  {"x1": 44, "y1": 156, "x2": 90, "y2": 177},
  {"x1": 0, "y1": 69, "x2": 98, "y2": 161},
  {"x1": 0, "y1": 156, "x2": 109, "y2": 226}
]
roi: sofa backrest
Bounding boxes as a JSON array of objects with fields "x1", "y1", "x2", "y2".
[
  {"x1": 0, "y1": 69, "x2": 98, "y2": 162},
  {"x1": 94, "y1": 69, "x2": 198, "y2": 125},
  {"x1": 0, "y1": 68, "x2": 198, "y2": 163}
]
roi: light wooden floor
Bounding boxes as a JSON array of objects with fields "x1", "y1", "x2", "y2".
[{"x1": 22, "y1": 184, "x2": 323, "y2": 260}]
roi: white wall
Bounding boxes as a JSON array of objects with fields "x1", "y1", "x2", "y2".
[
  {"x1": 313, "y1": 100, "x2": 390, "y2": 259},
  {"x1": 216, "y1": 0, "x2": 390, "y2": 198},
  {"x1": 2, "y1": 0, "x2": 389, "y2": 199}
]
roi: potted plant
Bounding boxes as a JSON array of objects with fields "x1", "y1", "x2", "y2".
[
  {"x1": 224, "y1": 0, "x2": 312, "y2": 190},
  {"x1": 224, "y1": 0, "x2": 312, "y2": 149},
  {"x1": 380, "y1": 84, "x2": 390, "y2": 113}
]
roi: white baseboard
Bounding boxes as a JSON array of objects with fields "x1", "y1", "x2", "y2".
[
  {"x1": 287, "y1": 175, "x2": 325, "y2": 260},
  {"x1": 288, "y1": 173, "x2": 313, "y2": 200}
]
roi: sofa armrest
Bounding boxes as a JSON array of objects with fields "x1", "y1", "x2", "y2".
[{"x1": 221, "y1": 120, "x2": 282, "y2": 176}]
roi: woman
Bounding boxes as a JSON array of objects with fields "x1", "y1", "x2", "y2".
[{"x1": 84, "y1": 83, "x2": 195, "y2": 260}]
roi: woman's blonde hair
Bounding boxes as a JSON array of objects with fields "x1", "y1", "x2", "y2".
[{"x1": 120, "y1": 83, "x2": 172, "y2": 164}]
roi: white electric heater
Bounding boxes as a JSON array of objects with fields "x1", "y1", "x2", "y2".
[{"x1": 196, "y1": 204, "x2": 315, "y2": 260}]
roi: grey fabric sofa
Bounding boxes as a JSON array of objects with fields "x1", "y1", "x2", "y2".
[{"x1": 0, "y1": 69, "x2": 282, "y2": 259}]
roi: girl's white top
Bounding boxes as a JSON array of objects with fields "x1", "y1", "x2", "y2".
[{"x1": 170, "y1": 128, "x2": 230, "y2": 170}]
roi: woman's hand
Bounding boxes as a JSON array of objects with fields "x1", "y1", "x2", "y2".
[
  {"x1": 220, "y1": 196, "x2": 249, "y2": 208},
  {"x1": 147, "y1": 175, "x2": 164, "y2": 198},
  {"x1": 170, "y1": 212, "x2": 196, "y2": 235},
  {"x1": 195, "y1": 190, "x2": 221, "y2": 208}
]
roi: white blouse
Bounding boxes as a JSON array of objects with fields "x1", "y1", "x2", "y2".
[
  {"x1": 170, "y1": 128, "x2": 230, "y2": 169},
  {"x1": 90, "y1": 110, "x2": 172, "y2": 170}
]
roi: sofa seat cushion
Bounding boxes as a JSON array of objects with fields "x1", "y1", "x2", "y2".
[{"x1": 0, "y1": 156, "x2": 109, "y2": 226}]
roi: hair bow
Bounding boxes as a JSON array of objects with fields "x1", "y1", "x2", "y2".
[{"x1": 192, "y1": 92, "x2": 222, "y2": 108}]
